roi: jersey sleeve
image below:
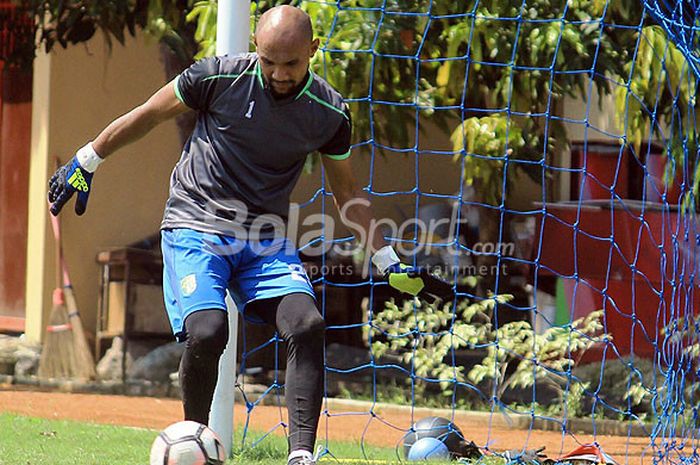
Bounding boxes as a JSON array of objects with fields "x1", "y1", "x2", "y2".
[
  {"x1": 174, "y1": 56, "x2": 221, "y2": 111},
  {"x1": 320, "y1": 105, "x2": 352, "y2": 160}
]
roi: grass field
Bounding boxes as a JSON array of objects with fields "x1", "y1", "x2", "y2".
[
  {"x1": 0, "y1": 413, "x2": 154, "y2": 465},
  {"x1": 1, "y1": 413, "x2": 496, "y2": 465}
]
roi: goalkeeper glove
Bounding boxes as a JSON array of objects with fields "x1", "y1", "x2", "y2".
[
  {"x1": 48, "y1": 143, "x2": 103, "y2": 216},
  {"x1": 372, "y1": 245, "x2": 453, "y2": 303}
]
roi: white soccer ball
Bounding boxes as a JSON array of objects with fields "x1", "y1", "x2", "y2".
[{"x1": 150, "y1": 420, "x2": 226, "y2": 465}]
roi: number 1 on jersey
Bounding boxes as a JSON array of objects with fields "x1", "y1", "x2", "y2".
[{"x1": 245, "y1": 100, "x2": 255, "y2": 119}]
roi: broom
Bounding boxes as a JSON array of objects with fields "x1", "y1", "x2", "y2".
[
  {"x1": 38, "y1": 166, "x2": 96, "y2": 381},
  {"x1": 38, "y1": 208, "x2": 77, "y2": 380}
]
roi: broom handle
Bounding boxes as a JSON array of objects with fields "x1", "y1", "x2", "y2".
[
  {"x1": 48, "y1": 201, "x2": 63, "y2": 291},
  {"x1": 48, "y1": 158, "x2": 72, "y2": 289},
  {"x1": 48, "y1": 197, "x2": 82, "y2": 322},
  {"x1": 49, "y1": 158, "x2": 64, "y2": 290},
  {"x1": 47, "y1": 200, "x2": 78, "y2": 300}
]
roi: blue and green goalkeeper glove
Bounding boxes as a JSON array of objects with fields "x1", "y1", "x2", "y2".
[
  {"x1": 372, "y1": 246, "x2": 453, "y2": 303},
  {"x1": 48, "y1": 143, "x2": 103, "y2": 216}
]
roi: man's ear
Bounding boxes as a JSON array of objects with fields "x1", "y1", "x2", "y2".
[
  {"x1": 253, "y1": 35, "x2": 258, "y2": 47},
  {"x1": 310, "y1": 38, "x2": 320, "y2": 56}
]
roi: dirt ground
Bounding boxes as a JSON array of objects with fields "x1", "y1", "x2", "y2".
[{"x1": 0, "y1": 389, "x2": 660, "y2": 463}]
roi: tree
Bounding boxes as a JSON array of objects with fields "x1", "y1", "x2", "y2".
[
  {"x1": 613, "y1": 25, "x2": 699, "y2": 202},
  {"x1": 10, "y1": 0, "x2": 196, "y2": 59},
  {"x1": 0, "y1": 2, "x2": 36, "y2": 69},
  {"x1": 10, "y1": 0, "x2": 203, "y2": 142}
]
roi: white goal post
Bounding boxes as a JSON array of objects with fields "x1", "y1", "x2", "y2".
[{"x1": 208, "y1": 0, "x2": 251, "y2": 457}]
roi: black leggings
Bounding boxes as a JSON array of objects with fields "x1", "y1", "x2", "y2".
[{"x1": 179, "y1": 293, "x2": 325, "y2": 454}]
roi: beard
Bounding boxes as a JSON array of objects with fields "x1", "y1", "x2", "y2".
[{"x1": 269, "y1": 80, "x2": 298, "y2": 98}]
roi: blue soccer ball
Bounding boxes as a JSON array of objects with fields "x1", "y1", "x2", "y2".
[{"x1": 407, "y1": 437, "x2": 450, "y2": 461}]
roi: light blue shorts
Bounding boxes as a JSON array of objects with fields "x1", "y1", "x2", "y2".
[{"x1": 161, "y1": 228, "x2": 315, "y2": 339}]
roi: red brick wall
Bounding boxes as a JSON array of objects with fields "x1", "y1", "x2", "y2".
[{"x1": 0, "y1": 2, "x2": 33, "y2": 331}]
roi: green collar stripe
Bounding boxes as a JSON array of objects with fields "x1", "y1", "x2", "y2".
[
  {"x1": 294, "y1": 72, "x2": 315, "y2": 100},
  {"x1": 304, "y1": 90, "x2": 348, "y2": 119},
  {"x1": 255, "y1": 62, "x2": 264, "y2": 87},
  {"x1": 202, "y1": 72, "x2": 256, "y2": 82},
  {"x1": 323, "y1": 150, "x2": 351, "y2": 160},
  {"x1": 173, "y1": 75, "x2": 186, "y2": 104}
]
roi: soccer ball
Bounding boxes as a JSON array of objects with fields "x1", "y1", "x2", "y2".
[
  {"x1": 150, "y1": 420, "x2": 226, "y2": 465},
  {"x1": 403, "y1": 416, "x2": 463, "y2": 459},
  {"x1": 407, "y1": 437, "x2": 451, "y2": 461}
]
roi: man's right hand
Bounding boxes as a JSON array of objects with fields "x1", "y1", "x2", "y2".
[
  {"x1": 48, "y1": 143, "x2": 103, "y2": 216},
  {"x1": 48, "y1": 156, "x2": 93, "y2": 216}
]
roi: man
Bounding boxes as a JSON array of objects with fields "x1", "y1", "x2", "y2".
[{"x1": 48, "y1": 6, "x2": 449, "y2": 465}]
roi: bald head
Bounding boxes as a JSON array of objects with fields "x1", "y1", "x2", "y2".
[
  {"x1": 254, "y1": 6, "x2": 319, "y2": 98},
  {"x1": 256, "y1": 5, "x2": 313, "y2": 48}
]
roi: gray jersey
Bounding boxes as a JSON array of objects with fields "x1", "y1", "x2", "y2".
[{"x1": 161, "y1": 53, "x2": 351, "y2": 238}]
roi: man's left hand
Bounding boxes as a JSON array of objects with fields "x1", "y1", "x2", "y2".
[{"x1": 386, "y1": 264, "x2": 453, "y2": 303}]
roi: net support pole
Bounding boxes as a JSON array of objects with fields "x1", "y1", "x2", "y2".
[
  {"x1": 216, "y1": 0, "x2": 251, "y2": 57},
  {"x1": 208, "y1": 0, "x2": 250, "y2": 457}
]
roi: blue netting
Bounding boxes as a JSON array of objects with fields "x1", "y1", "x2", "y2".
[
  {"x1": 232, "y1": 1, "x2": 700, "y2": 464},
  {"x1": 643, "y1": 0, "x2": 700, "y2": 78}
]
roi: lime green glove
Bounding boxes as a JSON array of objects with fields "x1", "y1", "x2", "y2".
[
  {"x1": 388, "y1": 263, "x2": 426, "y2": 296},
  {"x1": 386, "y1": 263, "x2": 453, "y2": 302},
  {"x1": 372, "y1": 246, "x2": 453, "y2": 302}
]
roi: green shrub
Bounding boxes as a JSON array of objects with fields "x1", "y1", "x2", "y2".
[{"x1": 367, "y1": 294, "x2": 609, "y2": 410}]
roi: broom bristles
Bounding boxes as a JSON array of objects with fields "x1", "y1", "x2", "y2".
[
  {"x1": 38, "y1": 290, "x2": 73, "y2": 379},
  {"x1": 37, "y1": 288, "x2": 93, "y2": 381},
  {"x1": 64, "y1": 285, "x2": 96, "y2": 380}
]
